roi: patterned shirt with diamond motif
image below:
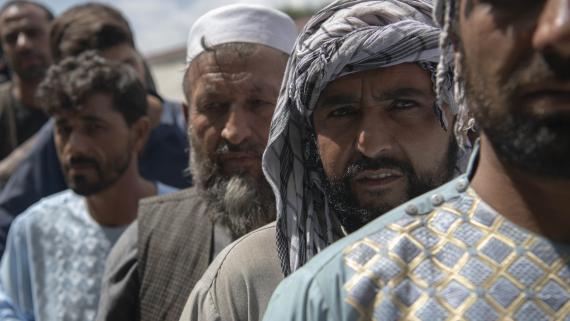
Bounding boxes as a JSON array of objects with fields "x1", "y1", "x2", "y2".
[
  {"x1": 0, "y1": 183, "x2": 176, "y2": 321},
  {"x1": 262, "y1": 154, "x2": 570, "y2": 321}
]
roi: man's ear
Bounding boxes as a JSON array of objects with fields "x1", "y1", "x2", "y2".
[{"x1": 131, "y1": 116, "x2": 151, "y2": 154}]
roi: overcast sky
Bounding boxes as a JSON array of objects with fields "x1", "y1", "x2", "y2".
[{"x1": 1, "y1": 0, "x2": 333, "y2": 56}]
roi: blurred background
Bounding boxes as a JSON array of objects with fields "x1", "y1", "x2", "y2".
[{"x1": 0, "y1": 0, "x2": 333, "y2": 101}]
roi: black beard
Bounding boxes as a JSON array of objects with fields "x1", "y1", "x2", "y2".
[
  {"x1": 64, "y1": 153, "x2": 131, "y2": 196},
  {"x1": 464, "y1": 49, "x2": 570, "y2": 179},
  {"x1": 10, "y1": 50, "x2": 49, "y2": 81},
  {"x1": 322, "y1": 139, "x2": 458, "y2": 233},
  {"x1": 189, "y1": 136, "x2": 275, "y2": 238}
]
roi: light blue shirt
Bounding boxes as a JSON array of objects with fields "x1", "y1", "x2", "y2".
[
  {"x1": 0, "y1": 183, "x2": 176, "y2": 321},
  {"x1": 263, "y1": 153, "x2": 570, "y2": 321}
]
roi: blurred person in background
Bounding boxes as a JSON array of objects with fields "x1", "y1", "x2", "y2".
[
  {"x1": 0, "y1": 51, "x2": 177, "y2": 321},
  {"x1": 0, "y1": 45, "x2": 11, "y2": 83},
  {"x1": 0, "y1": 1, "x2": 53, "y2": 187},
  {"x1": 0, "y1": 2, "x2": 190, "y2": 255}
]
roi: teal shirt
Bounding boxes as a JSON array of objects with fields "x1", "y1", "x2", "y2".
[{"x1": 263, "y1": 153, "x2": 570, "y2": 321}]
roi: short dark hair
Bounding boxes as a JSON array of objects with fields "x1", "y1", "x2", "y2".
[
  {"x1": 0, "y1": 0, "x2": 54, "y2": 21},
  {"x1": 50, "y1": 3, "x2": 134, "y2": 62},
  {"x1": 37, "y1": 51, "x2": 148, "y2": 125}
]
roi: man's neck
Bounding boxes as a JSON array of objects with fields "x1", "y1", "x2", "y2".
[
  {"x1": 471, "y1": 135, "x2": 570, "y2": 243},
  {"x1": 85, "y1": 162, "x2": 156, "y2": 227},
  {"x1": 11, "y1": 75, "x2": 42, "y2": 109}
]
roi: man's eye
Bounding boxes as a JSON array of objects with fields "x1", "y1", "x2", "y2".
[
  {"x1": 198, "y1": 102, "x2": 227, "y2": 113},
  {"x1": 389, "y1": 99, "x2": 419, "y2": 110},
  {"x1": 4, "y1": 33, "x2": 17, "y2": 44},
  {"x1": 85, "y1": 123, "x2": 104, "y2": 133},
  {"x1": 328, "y1": 106, "x2": 357, "y2": 118},
  {"x1": 56, "y1": 125, "x2": 72, "y2": 136},
  {"x1": 25, "y1": 29, "x2": 39, "y2": 39},
  {"x1": 249, "y1": 99, "x2": 273, "y2": 109}
]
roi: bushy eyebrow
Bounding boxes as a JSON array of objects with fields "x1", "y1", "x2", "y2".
[
  {"x1": 317, "y1": 94, "x2": 360, "y2": 110},
  {"x1": 371, "y1": 87, "x2": 430, "y2": 101},
  {"x1": 318, "y1": 87, "x2": 431, "y2": 110},
  {"x1": 55, "y1": 115, "x2": 108, "y2": 127},
  {"x1": 79, "y1": 115, "x2": 108, "y2": 124}
]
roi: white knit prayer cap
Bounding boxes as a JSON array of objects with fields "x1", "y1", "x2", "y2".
[{"x1": 186, "y1": 4, "x2": 298, "y2": 65}]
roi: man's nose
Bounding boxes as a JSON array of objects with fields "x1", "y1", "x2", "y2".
[
  {"x1": 64, "y1": 132, "x2": 89, "y2": 155},
  {"x1": 533, "y1": 0, "x2": 570, "y2": 55},
  {"x1": 356, "y1": 116, "x2": 395, "y2": 159},
  {"x1": 15, "y1": 32, "x2": 32, "y2": 50},
  {"x1": 221, "y1": 107, "x2": 252, "y2": 145}
]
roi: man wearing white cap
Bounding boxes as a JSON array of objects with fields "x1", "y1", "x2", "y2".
[{"x1": 95, "y1": 4, "x2": 297, "y2": 321}]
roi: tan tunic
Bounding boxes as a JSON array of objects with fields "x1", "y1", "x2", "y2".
[{"x1": 180, "y1": 222, "x2": 283, "y2": 321}]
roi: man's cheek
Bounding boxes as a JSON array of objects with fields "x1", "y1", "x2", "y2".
[{"x1": 321, "y1": 150, "x2": 347, "y2": 180}]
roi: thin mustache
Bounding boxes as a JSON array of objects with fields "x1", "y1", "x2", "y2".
[
  {"x1": 344, "y1": 158, "x2": 409, "y2": 179},
  {"x1": 506, "y1": 53, "x2": 570, "y2": 92},
  {"x1": 17, "y1": 49, "x2": 43, "y2": 59},
  {"x1": 68, "y1": 157, "x2": 98, "y2": 167},
  {"x1": 215, "y1": 142, "x2": 262, "y2": 157}
]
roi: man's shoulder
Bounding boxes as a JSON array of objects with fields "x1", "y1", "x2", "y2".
[
  {"x1": 262, "y1": 177, "x2": 470, "y2": 316},
  {"x1": 277, "y1": 176, "x2": 471, "y2": 294},
  {"x1": 138, "y1": 188, "x2": 207, "y2": 222},
  {"x1": 0, "y1": 82, "x2": 14, "y2": 113},
  {"x1": 140, "y1": 187, "x2": 199, "y2": 207},
  {"x1": 215, "y1": 222, "x2": 280, "y2": 276},
  {"x1": 9, "y1": 190, "x2": 82, "y2": 235},
  {"x1": 0, "y1": 82, "x2": 11, "y2": 95},
  {"x1": 188, "y1": 222, "x2": 283, "y2": 321},
  {"x1": 223, "y1": 222, "x2": 277, "y2": 258},
  {"x1": 137, "y1": 187, "x2": 211, "y2": 239},
  {"x1": 197, "y1": 223, "x2": 280, "y2": 290},
  {"x1": 23, "y1": 189, "x2": 80, "y2": 216}
]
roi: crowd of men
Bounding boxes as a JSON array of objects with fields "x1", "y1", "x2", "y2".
[{"x1": 0, "y1": 0, "x2": 568, "y2": 320}]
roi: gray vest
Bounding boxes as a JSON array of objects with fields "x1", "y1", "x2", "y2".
[{"x1": 137, "y1": 188, "x2": 215, "y2": 321}]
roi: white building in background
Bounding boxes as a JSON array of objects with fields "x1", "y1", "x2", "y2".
[{"x1": 146, "y1": 46, "x2": 187, "y2": 103}]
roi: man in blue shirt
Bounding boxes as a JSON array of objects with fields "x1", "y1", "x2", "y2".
[
  {"x1": 262, "y1": 0, "x2": 570, "y2": 320},
  {"x1": 0, "y1": 52, "x2": 176, "y2": 321}
]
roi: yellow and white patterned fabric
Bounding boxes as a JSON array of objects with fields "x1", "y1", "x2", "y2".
[
  {"x1": 262, "y1": 154, "x2": 570, "y2": 321},
  {"x1": 344, "y1": 188, "x2": 570, "y2": 321}
]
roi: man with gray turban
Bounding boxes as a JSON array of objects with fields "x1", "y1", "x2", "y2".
[
  {"x1": 262, "y1": 0, "x2": 570, "y2": 319},
  {"x1": 96, "y1": 4, "x2": 297, "y2": 321},
  {"x1": 180, "y1": 0, "x2": 466, "y2": 320}
]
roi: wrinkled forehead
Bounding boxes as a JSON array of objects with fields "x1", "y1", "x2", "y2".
[
  {"x1": 318, "y1": 63, "x2": 434, "y2": 97},
  {"x1": 187, "y1": 45, "x2": 286, "y2": 96},
  {"x1": 190, "y1": 50, "x2": 254, "y2": 76}
]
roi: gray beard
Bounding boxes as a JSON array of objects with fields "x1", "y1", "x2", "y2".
[{"x1": 189, "y1": 140, "x2": 275, "y2": 239}]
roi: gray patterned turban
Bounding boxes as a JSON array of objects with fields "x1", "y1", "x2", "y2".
[
  {"x1": 262, "y1": 0, "x2": 462, "y2": 276},
  {"x1": 433, "y1": 0, "x2": 454, "y2": 27}
]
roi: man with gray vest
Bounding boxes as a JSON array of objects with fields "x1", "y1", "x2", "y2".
[{"x1": 96, "y1": 4, "x2": 298, "y2": 321}]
